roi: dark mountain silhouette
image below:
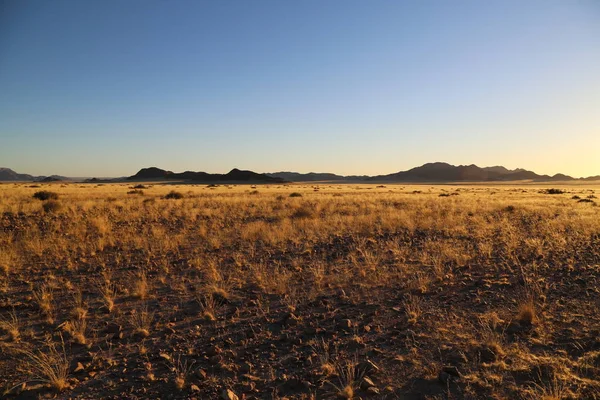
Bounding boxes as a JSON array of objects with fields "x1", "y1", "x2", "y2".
[
  {"x1": 0, "y1": 168, "x2": 69, "y2": 182},
  {"x1": 266, "y1": 172, "x2": 368, "y2": 182},
  {"x1": 367, "y1": 162, "x2": 578, "y2": 182},
  {"x1": 2, "y1": 164, "x2": 599, "y2": 183},
  {"x1": 268, "y1": 163, "x2": 593, "y2": 183},
  {"x1": 0, "y1": 168, "x2": 34, "y2": 181},
  {"x1": 128, "y1": 167, "x2": 285, "y2": 183},
  {"x1": 129, "y1": 167, "x2": 174, "y2": 180}
]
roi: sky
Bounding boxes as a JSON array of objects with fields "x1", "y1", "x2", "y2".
[{"x1": 1, "y1": 1, "x2": 599, "y2": 178}]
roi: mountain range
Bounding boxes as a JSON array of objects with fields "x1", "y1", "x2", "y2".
[
  {"x1": 2, "y1": 163, "x2": 600, "y2": 183},
  {"x1": 127, "y1": 167, "x2": 285, "y2": 183},
  {"x1": 270, "y1": 162, "x2": 600, "y2": 182},
  {"x1": 0, "y1": 168, "x2": 68, "y2": 182}
]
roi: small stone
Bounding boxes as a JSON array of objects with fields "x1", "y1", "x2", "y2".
[
  {"x1": 74, "y1": 362, "x2": 85, "y2": 373},
  {"x1": 341, "y1": 319, "x2": 353, "y2": 329},
  {"x1": 359, "y1": 359, "x2": 381, "y2": 374},
  {"x1": 221, "y1": 388, "x2": 239, "y2": 400},
  {"x1": 361, "y1": 376, "x2": 376, "y2": 390}
]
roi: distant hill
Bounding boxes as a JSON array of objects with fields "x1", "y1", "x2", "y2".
[
  {"x1": 369, "y1": 162, "x2": 576, "y2": 182},
  {"x1": 2, "y1": 164, "x2": 600, "y2": 183},
  {"x1": 0, "y1": 168, "x2": 34, "y2": 181},
  {"x1": 268, "y1": 163, "x2": 599, "y2": 183},
  {"x1": 266, "y1": 172, "x2": 368, "y2": 182},
  {"x1": 128, "y1": 167, "x2": 285, "y2": 183}
]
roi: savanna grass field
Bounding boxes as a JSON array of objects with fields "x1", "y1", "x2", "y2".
[{"x1": 1, "y1": 182, "x2": 599, "y2": 399}]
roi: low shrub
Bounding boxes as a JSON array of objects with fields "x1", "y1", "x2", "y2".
[
  {"x1": 33, "y1": 191, "x2": 59, "y2": 201},
  {"x1": 43, "y1": 200, "x2": 62, "y2": 213},
  {"x1": 164, "y1": 191, "x2": 184, "y2": 199},
  {"x1": 542, "y1": 188, "x2": 565, "y2": 195}
]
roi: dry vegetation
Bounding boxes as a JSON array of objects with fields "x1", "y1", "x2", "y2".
[{"x1": 0, "y1": 182, "x2": 599, "y2": 399}]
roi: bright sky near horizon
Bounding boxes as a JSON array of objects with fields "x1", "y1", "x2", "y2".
[{"x1": 1, "y1": 1, "x2": 599, "y2": 178}]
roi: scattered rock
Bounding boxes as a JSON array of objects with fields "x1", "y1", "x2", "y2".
[
  {"x1": 221, "y1": 388, "x2": 239, "y2": 400},
  {"x1": 74, "y1": 362, "x2": 85, "y2": 373},
  {"x1": 366, "y1": 386, "x2": 381, "y2": 395},
  {"x1": 361, "y1": 376, "x2": 376, "y2": 390}
]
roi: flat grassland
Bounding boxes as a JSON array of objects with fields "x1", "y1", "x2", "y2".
[{"x1": 1, "y1": 183, "x2": 599, "y2": 399}]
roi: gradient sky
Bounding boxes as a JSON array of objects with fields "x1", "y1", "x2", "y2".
[{"x1": 1, "y1": 1, "x2": 599, "y2": 177}]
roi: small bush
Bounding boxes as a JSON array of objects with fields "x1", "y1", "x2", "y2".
[
  {"x1": 249, "y1": 190, "x2": 259, "y2": 195},
  {"x1": 439, "y1": 193, "x2": 450, "y2": 197},
  {"x1": 43, "y1": 200, "x2": 62, "y2": 213},
  {"x1": 291, "y1": 206, "x2": 315, "y2": 219},
  {"x1": 542, "y1": 188, "x2": 565, "y2": 195},
  {"x1": 133, "y1": 184, "x2": 147, "y2": 189},
  {"x1": 164, "y1": 191, "x2": 184, "y2": 199},
  {"x1": 127, "y1": 189, "x2": 144, "y2": 195},
  {"x1": 572, "y1": 195, "x2": 581, "y2": 200},
  {"x1": 289, "y1": 192, "x2": 303, "y2": 198},
  {"x1": 33, "y1": 191, "x2": 59, "y2": 201},
  {"x1": 578, "y1": 199, "x2": 595, "y2": 204}
]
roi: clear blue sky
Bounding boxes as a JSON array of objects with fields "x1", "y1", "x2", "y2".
[{"x1": 1, "y1": 0, "x2": 599, "y2": 177}]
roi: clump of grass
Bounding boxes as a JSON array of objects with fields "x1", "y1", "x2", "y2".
[
  {"x1": 0, "y1": 308, "x2": 20, "y2": 342},
  {"x1": 98, "y1": 280, "x2": 118, "y2": 312},
  {"x1": 291, "y1": 206, "x2": 315, "y2": 219},
  {"x1": 133, "y1": 184, "x2": 147, "y2": 189},
  {"x1": 33, "y1": 284, "x2": 54, "y2": 323},
  {"x1": 127, "y1": 189, "x2": 144, "y2": 195},
  {"x1": 289, "y1": 192, "x2": 303, "y2": 197},
  {"x1": 172, "y1": 355, "x2": 195, "y2": 391},
  {"x1": 19, "y1": 336, "x2": 70, "y2": 392},
  {"x1": 131, "y1": 306, "x2": 153, "y2": 338},
  {"x1": 311, "y1": 339, "x2": 335, "y2": 376},
  {"x1": 62, "y1": 318, "x2": 87, "y2": 345},
  {"x1": 403, "y1": 294, "x2": 422, "y2": 325},
  {"x1": 43, "y1": 200, "x2": 62, "y2": 213},
  {"x1": 33, "y1": 191, "x2": 59, "y2": 200},
  {"x1": 70, "y1": 290, "x2": 88, "y2": 320},
  {"x1": 0, "y1": 250, "x2": 15, "y2": 275},
  {"x1": 132, "y1": 271, "x2": 149, "y2": 300},
  {"x1": 329, "y1": 359, "x2": 363, "y2": 399},
  {"x1": 516, "y1": 296, "x2": 536, "y2": 325},
  {"x1": 164, "y1": 191, "x2": 184, "y2": 199},
  {"x1": 196, "y1": 294, "x2": 220, "y2": 321}
]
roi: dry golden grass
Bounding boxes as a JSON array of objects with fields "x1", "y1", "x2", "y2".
[{"x1": 0, "y1": 182, "x2": 599, "y2": 398}]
